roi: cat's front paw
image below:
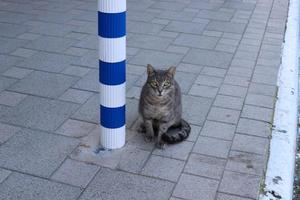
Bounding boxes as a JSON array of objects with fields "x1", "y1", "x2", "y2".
[
  {"x1": 144, "y1": 135, "x2": 153, "y2": 143},
  {"x1": 156, "y1": 141, "x2": 166, "y2": 149}
]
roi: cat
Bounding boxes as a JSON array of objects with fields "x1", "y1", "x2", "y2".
[{"x1": 138, "y1": 64, "x2": 191, "y2": 149}]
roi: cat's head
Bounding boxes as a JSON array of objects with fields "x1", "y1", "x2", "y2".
[{"x1": 146, "y1": 64, "x2": 176, "y2": 97}]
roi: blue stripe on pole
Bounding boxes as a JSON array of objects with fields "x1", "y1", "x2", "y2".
[
  {"x1": 98, "y1": 11, "x2": 126, "y2": 38},
  {"x1": 99, "y1": 60, "x2": 126, "y2": 85},
  {"x1": 100, "y1": 105, "x2": 125, "y2": 128}
]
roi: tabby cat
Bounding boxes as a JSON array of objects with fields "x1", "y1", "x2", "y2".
[{"x1": 138, "y1": 64, "x2": 191, "y2": 149}]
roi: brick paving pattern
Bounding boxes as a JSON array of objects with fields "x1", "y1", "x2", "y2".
[{"x1": 0, "y1": 0, "x2": 288, "y2": 199}]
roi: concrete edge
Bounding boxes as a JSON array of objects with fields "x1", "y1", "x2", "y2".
[{"x1": 259, "y1": 0, "x2": 300, "y2": 199}]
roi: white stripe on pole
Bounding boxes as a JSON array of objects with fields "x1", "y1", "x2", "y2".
[
  {"x1": 100, "y1": 125, "x2": 126, "y2": 149},
  {"x1": 100, "y1": 83, "x2": 126, "y2": 108},
  {"x1": 98, "y1": 0, "x2": 126, "y2": 13},
  {"x1": 99, "y1": 36, "x2": 126, "y2": 63}
]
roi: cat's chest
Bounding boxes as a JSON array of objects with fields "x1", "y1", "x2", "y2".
[{"x1": 147, "y1": 103, "x2": 170, "y2": 119}]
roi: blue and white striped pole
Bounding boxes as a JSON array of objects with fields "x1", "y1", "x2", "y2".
[{"x1": 98, "y1": 0, "x2": 126, "y2": 149}]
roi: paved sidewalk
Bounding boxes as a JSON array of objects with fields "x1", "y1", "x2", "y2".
[{"x1": 0, "y1": 0, "x2": 289, "y2": 199}]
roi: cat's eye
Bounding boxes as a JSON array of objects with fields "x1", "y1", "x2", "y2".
[
  {"x1": 164, "y1": 81, "x2": 170, "y2": 87},
  {"x1": 151, "y1": 81, "x2": 158, "y2": 87}
]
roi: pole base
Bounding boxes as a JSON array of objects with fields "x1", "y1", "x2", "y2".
[{"x1": 100, "y1": 125, "x2": 125, "y2": 149}]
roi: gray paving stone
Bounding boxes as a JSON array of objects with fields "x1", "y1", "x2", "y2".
[
  {"x1": 231, "y1": 58, "x2": 256, "y2": 69},
  {"x1": 80, "y1": 168, "x2": 174, "y2": 200},
  {"x1": 30, "y1": 23, "x2": 74, "y2": 37},
  {"x1": 0, "y1": 55, "x2": 23, "y2": 73},
  {"x1": 3, "y1": 67, "x2": 33, "y2": 79},
  {"x1": 248, "y1": 82, "x2": 277, "y2": 96},
  {"x1": 227, "y1": 67, "x2": 253, "y2": 78},
  {"x1": 0, "y1": 11, "x2": 33, "y2": 24},
  {"x1": 201, "y1": 67, "x2": 227, "y2": 77},
  {"x1": 188, "y1": 1, "x2": 222, "y2": 10},
  {"x1": 127, "y1": 10, "x2": 155, "y2": 22},
  {"x1": 206, "y1": 21, "x2": 247, "y2": 34},
  {"x1": 201, "y1": 121, "x2": 236, "y2": 140},
  {"x1": 197, "y1": 10, "x2": 234, "y2": 21},
  {"x1": 72, "y1": 94, "x2": 99, "y2": 124},
  {"x1": 158, "y1": 10, "x2": 196, "y2": 21},
  {"x1": 189, "y1": 84, "x2": 218, "y2": 98},
  {"x1": 226, "y1": 151, "x2": 265, "y2": 175},
  {"x1": 186, "y1": 125, "x2": 202, "y2": 142},
  {"x1": 215, "y1": 44, "x2": 237, "y2": 53},
  {"x1": 232, "y1": 134, "x2": 268, "y2": 155},
  {"x1": 219, "y1": 84, "x2": 248, "y2": 98},
  {"x1": 17, "y1": 33, "x2": 41, "y2": 40},
  {"x1": 59, "y1": 88, "x2": 93, "y2": 104},
  {"x1": 174, "y1": 34, "x2": 219, "y2": 49},
  {"x1": 237, "y1": 118, "x2": 271, "y2": 137},
  {"x1": 214, "y1": 95, "x2": 244, "y2": 110},
  {"x1": 0, "y1": 96, "x2": 78, "y2": 131},
  {"x1": 150, "y1": 2, "x2": 186, "y2": 11},
  {"x1": 130, "y1": 49, "x2": 184, "y2": 67},
  {"x1": 0, "y1": 129, "x2": 78, "y2": 177},
  {"x1": 127, "y1": 86, "x2": 142, "y2": 100},
  {"x1": 182, "y1": 95, "x2": 212, "y2": 126},
  {"x1": 0, "y1": 76, "x2": 17, "y2": 93},
  {"x1": 142, "y1": 155, "x2": 185, "y2": 182},
  {"x1": 0, "y1": 91, "x2": 27, "y2": 107},
  {"x1": 195, "y1": 75, "x2": 223, "y2": 87},
  {"x1": 166, "y1": 45, "x2": 189, "y2": 54},
  {"x1": 127, "y1": 132, "x2": 155, "y2": 151},
  {"x1": 127, "y1": 98, "x2": 139, "y2": 128},
  {"x1": 224, "y1": 2, "x2": 256, "y2": 10},
  {"x1": 0, "y1": 23, "x2": 31, "y2": 38},
  {"x1": 16, "y1": 52, "x2": 78, "y2": 73},
  {"x1": 241, "y1": 105, "x2": 273, "y2": 122},
  {"x1": 184, "y1": 153, "x2": 226, "y2": 179},
  {"x1": 219, "y1": 171, "x2": 261, "y2": 199},
  {"x1": 117, "y1": 146, "x2": 150, "y2": 173},
  {"x1": 127, "y1": 64, "x2": 146, "y2": 75},
  {"x1": 65, "y1": 47, "x2": 94, "y2": 57},
  {"x1": 173, "y1": 173, "x2": 219, "y2": 200},
  {"x1": 252, "y1": 73, "x2": 277, "y2": 85},
  {"x1": 128, "y1": 34, "x2": 173, "y2": 50},
  {"x1": 177, "y1": 63, "x2": 203, "y2": 74},
  {"x1": 0, "y1": 123, "x2": 20, "y2": 144},
  {"x1": 217, "y1": 193, "x2": 253, "y2": 200},
  {"x1": 183, "y1": 49, "x2": 233, "y2": 68},
  {"x1": 158, "y1": 30, "x2": 179, "y2": 38},
  {"x1": 56, "y1": 119, "x2": 96, "y2": 138},
  {"x1": 10, "y1": 48, "x2": 38, "y2": 58},
  {"x1": 24, "y1": 36, "x2": 77, "y2": 53},
  {"x1": 224, "y1": 75, "x2": 250, "y2": 87},
  {"x1": 73, "y1": 35, "x2": 97, "y2": 50},
  {"x1": 51, "y1": 159, "x2": 99, "y2": 188},
  {"x1": 165, "y1": 21, "x2": 207, "y2": 34},
  {"x1": 9, "y1": 71, "x2": 78, "y2": 98},
  {"x1": 175, "y1": 71, "x2": 197, "y2": 94},
  {"x1": 245, "y1": 93, "x2": 275, "y2": 108},
  {"x1": 0, "y1": 37, "x2": 28, "y2": 54},
  {"x1": 73, "y1": 69, "x2": 98, "y2": 92},
  {"x1": 0, "y1": 168, "x2": 11, "y2": 183},
  {"x1": 0, "y1": 173, "x2": 81, "y2": 200},
  {"x1": 207, "y1": 107, "x2": 240, "y2": 124},
  {"x1": 127, "y1": 21, "x2": 164, "y2": 34},
  {"x1": 153, "y1": 141, "x2": 193, "y2": 161},
  {"x1": 193, "y1": 136, "x2": 231, "y2": 158}
]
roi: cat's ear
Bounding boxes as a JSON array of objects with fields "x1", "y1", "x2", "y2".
[
  {"x1": 147, "y1": 64, "x2": 155, "y2": 75},
  {"x1": 167, "y1": 66, "x2": 176, "y2": 77}
]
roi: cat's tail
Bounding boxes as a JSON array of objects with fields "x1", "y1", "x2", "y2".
[{"x1": 162, "y1": 119, "x2": 191, "y2": 144}]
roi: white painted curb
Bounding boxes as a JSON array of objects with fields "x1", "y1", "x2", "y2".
[{"x1": 260, "y1": 0, "x2": 299, "y2": 199}]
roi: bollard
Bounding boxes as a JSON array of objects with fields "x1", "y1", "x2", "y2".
[{"x1": 98, "y1": 0, "x2": 126, "y2": 149}]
